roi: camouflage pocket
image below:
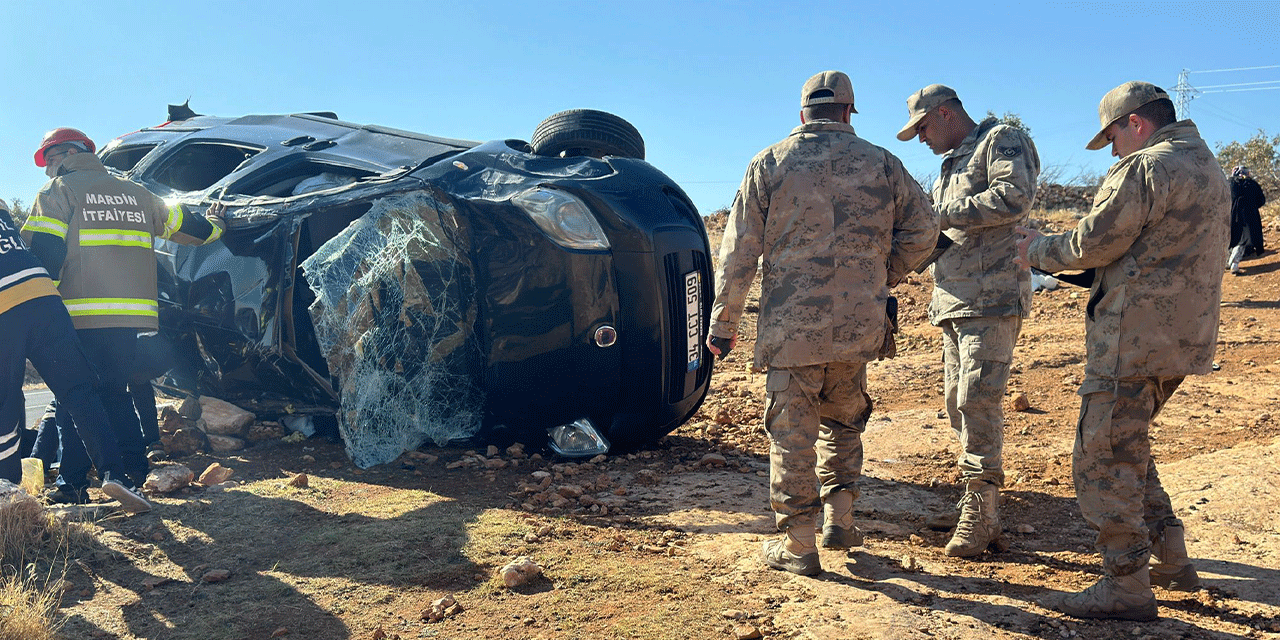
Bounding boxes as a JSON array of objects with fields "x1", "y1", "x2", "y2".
[
  {"x1": 1093, "y1": 185, "x2": 1117, "y2": 208},
  {"x1": 765, "y1": 369, "x2": 791, "y2": 393}
]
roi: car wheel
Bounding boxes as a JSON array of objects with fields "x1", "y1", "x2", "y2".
[{"x1": 531, "y1": 109, "x2": 645, "y2": 160}]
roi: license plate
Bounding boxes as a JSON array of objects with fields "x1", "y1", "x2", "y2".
[{"x1": 684, "y1": 271, "x2": 702, "y2": 371}]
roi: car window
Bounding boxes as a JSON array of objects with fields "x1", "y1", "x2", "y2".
[
  {"x1": 225, "y1": 158, "x2": 380, "y2": 198},
  {"x1": 150, "y1": 142, "x2": 263, "y2": 193},
  {"x1": 101, "y1": 144, "x2": 159, "y2": 172}
]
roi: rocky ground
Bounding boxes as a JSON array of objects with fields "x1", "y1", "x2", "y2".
[{"x1": 18, "y1": 209, "x2": 1280, "y2": 640}]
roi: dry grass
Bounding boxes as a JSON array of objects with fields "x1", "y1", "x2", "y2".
[
  {"x1": 0, "y1": 499, "x2": 47, "y2": 567},
  {"x1": 0, "y1": 577, "x2": 61, "y2": 640},
  {"x1": 0, "y1": 495, "x2": 96, "y2": 640}
]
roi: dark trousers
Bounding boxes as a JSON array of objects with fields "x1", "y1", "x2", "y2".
[
  {"x1": 20, "y1": 402, "x2": 59, "y2": 468},
  {"x1": 132, "y1": 378, "x2": 160, "y2": 445},
  {"x1": 53, "y1": 327, "x2": 148, "y2": 491},
  {"x1": 0, "y1": 296, "x2": 122, "y2": 484},
  {"x1": 34, "y1": 375, "x2": 159, "y2": 470}
]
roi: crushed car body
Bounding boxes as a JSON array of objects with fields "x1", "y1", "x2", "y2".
[{"x1": 99, "y1": 108, "x2": 713, "y2": 466}]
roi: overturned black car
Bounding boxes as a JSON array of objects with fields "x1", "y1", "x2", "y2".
[{"x1": 100, "y1": 107, "x2": 713, "y2": 466}]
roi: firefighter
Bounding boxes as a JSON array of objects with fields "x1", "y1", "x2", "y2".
[
  {"x1": 22, "y1": 127, "x2": 226, "y2": 503},
  {"x1": 0, "y1": 198, "x2": 150, "y2": 512}
]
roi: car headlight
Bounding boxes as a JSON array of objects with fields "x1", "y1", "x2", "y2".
[{"x1": 512, "y1": 187, "x2": 610, "y2": 251}]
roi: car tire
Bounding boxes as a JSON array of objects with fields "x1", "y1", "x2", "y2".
[{"x1": 531, "y1": 109, "x2": 645, "y2": 160}]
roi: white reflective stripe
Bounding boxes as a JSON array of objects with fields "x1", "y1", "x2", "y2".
[
  {"x1": 0, "y1": 436, "x2": 19, "y2": 462},
  {"x1": 206, "y1": 221, "x2": 224, "y2": 243},
  {"x1": 162, "y1": 203, "x2": 185, "y2": 239},
  {"x1": 0, "y1": 266, "x2": 50, "y2": 289},
  {"x1": 79, "y1": 229, "x2": 152, "y2": 247},
  {"x1": 0, "y1": 427, "x2": 17, "y2": 446},
  {"x1": 23, "y1": 216, "x2": 68, "y2": 239}
]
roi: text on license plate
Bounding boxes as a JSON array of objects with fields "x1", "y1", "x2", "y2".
[{"x1": 685, "y1": 271, "x2": 701, "y2": 371}]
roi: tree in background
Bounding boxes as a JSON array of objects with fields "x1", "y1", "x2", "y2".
[
  {"x1": 5, "y1": 197, "x2": 29, "y2": 228},
  {"x1": 1217, "y1": 130, "x2": 1279, "y2": 198},
  {"x1": 986, "y1": 110, "x2": 1031, "y2": 136}
]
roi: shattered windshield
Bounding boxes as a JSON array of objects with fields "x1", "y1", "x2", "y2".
[{"x1": 301, "y1": 189, "x2": 485, "y2": 468}]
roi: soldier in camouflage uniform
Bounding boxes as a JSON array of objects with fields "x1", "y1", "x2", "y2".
[
  {"x1": 897, "y1": 85, "x2": 1040, "y2": 557},
  {"x1": 1017, "y1": 82, "x2": 1228, "y2": 621},
  {"x1": 708, "y1": 71, "x2": 938, "y2": 576}
]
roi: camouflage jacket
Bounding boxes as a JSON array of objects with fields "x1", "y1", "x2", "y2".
[
  {"x1": 712, "y1": 120, "x2": 938, "y2": 369},
  {"x1": 1027, "y1": 120, "x2": 1229, "y2": 388},
  {"x1": 929, "y1": 117, "x2": 1040, "y2": 324}
]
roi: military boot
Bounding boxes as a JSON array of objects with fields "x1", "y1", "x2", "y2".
[
  {"x1": 1150, "y1": 521, "x2": 1200, "y2": 591},
  {"x1": 944, "y1": 480, "x2": 1004, "y2": 557},
  {"x1": 1041, "y1": 567, "x2": 1158, "y2": 622},
  {"x1": 821, "y1": 490, "x2": 863, "y2": 549},
  {"x1": 762, "y1": 519, "x2": 821, "y2": 576}
]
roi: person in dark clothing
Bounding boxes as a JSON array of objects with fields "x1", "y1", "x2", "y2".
[
  {"x1": 1227, "y1": 166, "x2": 1267, "y2": 274},
  {"x1": 0, "y1": 198, "x2": 150, "y2": 512},
  {"x1": 33, "y1": 330, "x2": 176, "y2": 467}
]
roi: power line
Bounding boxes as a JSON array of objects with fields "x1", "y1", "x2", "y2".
[
  {"x1": 1201, "y1": 86, "x2": 1280, "y2": 94},
  {"x1": 1196, "y1": 80, "x2": 1280, "y2": 89},
  {"x1": 1172, "y1": 66, "x2": 1279, "y2": 118},
  {"x1": 1190, "y1": 65, "x2": 1280, "y2": 74},
  {"x1": 1196, "y1": 101, "x2": 1263, "y2": 130}
]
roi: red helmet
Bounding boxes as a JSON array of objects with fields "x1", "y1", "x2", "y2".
[{"x1": 35, "y1": 127, "x2": 95, "y2": 167}]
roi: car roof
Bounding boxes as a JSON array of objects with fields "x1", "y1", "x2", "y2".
[{"x1": 105, "y1": 112, "x2": 480, "y2": 185}]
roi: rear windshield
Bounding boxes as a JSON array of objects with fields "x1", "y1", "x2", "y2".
[{"x1": 150, "y1": 142, "x2": 263, "y2": 192}]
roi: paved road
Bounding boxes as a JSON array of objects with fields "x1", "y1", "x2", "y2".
[{"x1": 24, "y1": 387, "x2": 53, "y2": 430}]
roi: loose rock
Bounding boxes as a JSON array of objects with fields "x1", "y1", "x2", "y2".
[
  {"x1": 198, "y1": 463, "x2": 235, "y2": 485},
  {"x1": 162, "y1": 427, "x2": 208, "y2": 457},
  {"x1": 1011, "y1": 392, "x2": 1031, "y2": 412},
  {"x1": 201, "y1": 569, "x2": 232, "y2": 583},
  {"x1": 699, "y1": 453, "x2": 727, "y2": 467},
  {"x1": 207, "y1": 434, "x2": 246, "y2": 452},
  {"x1": 177, "y1": 395, "x2": 203, "y2": 420},
  {"x1": 144, "y1": 465, "x2": 195, "y2": 494},
  {"x1": 198, "y1": 396, "x2": 256, "y2": 436},
  {"x1": 499, "y1": 556, "x2": 542, "y2": 587},
  {"x1": 422, "y1": 595, "x2": 463, "y2": 622}
]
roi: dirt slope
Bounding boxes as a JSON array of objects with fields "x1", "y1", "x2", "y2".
[{"x1": 43, "y1": 210, "x2": 1280, "y2": 640}]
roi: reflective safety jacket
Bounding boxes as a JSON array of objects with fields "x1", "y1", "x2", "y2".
[
  {"x1": 22, "y1": 153, "x2": 225, "y2": 330},
  {"x1": 0, "y1": 199, "x2": 60, "y2": 317}
]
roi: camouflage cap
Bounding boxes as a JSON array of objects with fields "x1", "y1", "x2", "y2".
[
  {"x1": 896, "y1": 84, "x2": 959, "y2": 141},
  {"x1": 1086, "y1": 81, "x2": 1172, "y2": 150},
  {"x1": 802, "y1": 71, "x2": 857, "y2": 112}
]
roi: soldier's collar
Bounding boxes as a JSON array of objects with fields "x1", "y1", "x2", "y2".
[
  {"x1": 1141, "y1": 119, "x2": 1197, "y2": 151},
  {"x1": 793, "y1": 120, "x2": 855, "y2": 136},
  {"x1": 943, "y1": 116, "x2": 998, "y2": 160}
]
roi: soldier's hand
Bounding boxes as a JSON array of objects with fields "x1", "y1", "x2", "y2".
[
  {"x1": 707, "y1": 333, "x2": 736, "y2": 360},
  {"x1": 1014, "y1": 226, "x2": 1041, "y2": 270}
]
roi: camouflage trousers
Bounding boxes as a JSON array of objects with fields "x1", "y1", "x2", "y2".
[
  {"x1": 1075, "y1": 376, "x2": 1182, "y2": 577},
  {"x1": 941, "y1": 316, "x2": 1021, "y2": 487},
  {"x1": 764, "y1": 362, "x2": 871, "y2": 532}
]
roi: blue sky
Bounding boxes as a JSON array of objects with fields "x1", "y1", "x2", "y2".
[{"x1": 1, "y1": 1, "x2": 1276, "y2": 215}]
